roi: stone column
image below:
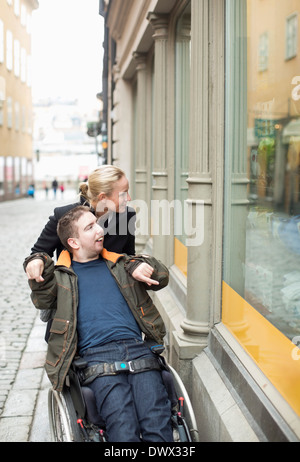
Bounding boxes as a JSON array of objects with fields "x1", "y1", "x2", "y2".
[
  {"x1": 174, "y1": 0, "x2": 226, "y2": 361},
  {"x1": 147, "y1": 13, "x2": 170, "y2": 265},
  {"x1": 175, "y1": 0, "x2": 211, "y2": 355},
  {"x1": 132, "y1": 52, "x2": 149, "y2": 252}
]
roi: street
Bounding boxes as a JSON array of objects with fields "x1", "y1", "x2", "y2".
[{"x1": 0, "y1": 189, "x2": 78, "y2": 442}]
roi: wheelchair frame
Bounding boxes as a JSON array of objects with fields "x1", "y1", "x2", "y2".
[{"x1": 48, "y1": 362, "x2": 199, "y2": 443}]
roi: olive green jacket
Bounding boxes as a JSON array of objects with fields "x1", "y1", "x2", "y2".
[{"x1": 24, "y1": 250, "x2": 168, "y2": 392}]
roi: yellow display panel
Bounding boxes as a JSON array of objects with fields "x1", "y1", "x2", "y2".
[
  {"x1": 174, "y1": 238, "x2": 187, "y2": 277},
  {"x1": 222, "y1": 281, "x2": 300, "y2": 416}
]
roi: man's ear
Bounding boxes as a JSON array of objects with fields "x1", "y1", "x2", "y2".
[{"x1": 67, "y1": 237, "x2": 80, "y2": 250}]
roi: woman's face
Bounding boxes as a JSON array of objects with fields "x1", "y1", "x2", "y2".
[{"x1": 97, "y1": 175, "x2": 131, "y2": 214}]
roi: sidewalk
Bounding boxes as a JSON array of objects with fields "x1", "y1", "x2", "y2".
[
  {"x1": 0, "y1": 189, "x2": 78, "y2": 442},
  {"x1": 0, "y1": 314, "x2": 50, "y2": 442}
]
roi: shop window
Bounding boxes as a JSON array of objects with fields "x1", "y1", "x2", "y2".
[
  {"x1": 21, "y1": 157, "x2": 27, "y2": 194},
  {"x1": 14, "y1": 157, "x2": 20, "y2": 195},
  {"x1": 5, "y1": 156, "x2": 13, "y2": 194},
  {"x1": 223, "y1": 0, "x2": 300, "y2": 416},
  {"x1": 174, "y1": 1, "x2": 191, "y2": 277}
]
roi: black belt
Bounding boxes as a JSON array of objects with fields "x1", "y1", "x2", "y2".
[{"x1": 80, "y1": 357, "x2": 162, "y2": 385}]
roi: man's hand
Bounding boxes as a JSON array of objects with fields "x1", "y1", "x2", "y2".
[
  {"x1": 25, "y1": 258, "x2": 45, "y2": 282},
  {"x1": 132, "y1": 262, "x2": 159, "y2": 286}
]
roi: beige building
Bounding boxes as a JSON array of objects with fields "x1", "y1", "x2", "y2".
[
  {"x1": 100, "y1": 0, "x2": 300, "y2": 442},
  {"x1": 0, "y1": 0, "x2": 38, "y2": 200}
]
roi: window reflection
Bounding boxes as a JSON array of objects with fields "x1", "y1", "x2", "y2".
[{"x1": 246, "y1": 0, "x2": 300, "y2": 339}]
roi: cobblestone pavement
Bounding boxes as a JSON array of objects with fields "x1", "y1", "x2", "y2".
[{"x1": 0, "y1": 189, "x2": 78, "y2": 442}]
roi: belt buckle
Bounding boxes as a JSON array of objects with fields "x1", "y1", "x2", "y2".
[{"x1": 114, "y1": 361, "x2": 130, "y2": 372}]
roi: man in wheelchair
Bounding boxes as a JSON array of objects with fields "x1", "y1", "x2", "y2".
[{"x1": 24, "y1": 205, "x2": 174, "y2": 442}]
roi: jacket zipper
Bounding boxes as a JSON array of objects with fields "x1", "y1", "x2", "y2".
[{"x1": 55, "y1": 267, "x2": 78, "y2": 390}]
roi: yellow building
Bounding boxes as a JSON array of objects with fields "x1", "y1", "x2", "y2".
[{"x1": 0, "y1": 0, "x2": 38, "y2": 200}]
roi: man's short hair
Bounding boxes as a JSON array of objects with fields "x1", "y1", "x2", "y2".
[{"x1": 57, "y1": 205, "x2": 91, "y2": 252}]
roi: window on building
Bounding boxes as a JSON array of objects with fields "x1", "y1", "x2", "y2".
[
  {"x1": 15, "y1": 101, "x2": 20, "y2": 131},
  {"x1": 21, "y1": 5, "x2": 27, "y2": 27},
  {"x1": 21, "y1": 48, "x2": 26, "y2": 83},
  {"x1": 0, "y1": 76, "x2": 5, "y2": 124},
  {"x1": 174, "y1": 1, "x2": 191, "y2": 277},
  {"x1": 6, "y1": 96, "x2": 12, "y2": 128},
  {"x1": 0, "y1": 20, "x2": 4, "y2": 63},
  {"x1": 5, "y1": 156, "x2": 13, "y2": 194},
  {"x1": 0, "y1": 157, "x2": 4, "y2": 196},
  {"x1": 258, "y1": 32, "x2": 269, "y2": 71},
  {"x1": 14, "y1": 0, "x2": 20, "y2": 17},
  {"x1": 14, "y1": 39, "x2": 20, "y2": 77},
  {"x1": 27, "y1": 54, "x2": 31, "y2": 86},
  {"x1": 27, "y1": 107, "x2": 32, "y2": 134},
  {"x1": 21, "y1": 105, "x2": 26, "y2": 132},
  {"x1": 286, "y1": 13, "x2": 298, "y2": 60},
  {"x1": 21, "y1": 157, "x2": 27, "y2": 193},
  {"x1": 6, "y1": 30, "x2": 13, "y2": 71},
  {"x1": 14, "y1": 157, "x2": 20, "y2": 195},
  {"x1": 26, "y1": 13, "x2": 32, "y2": 34},
  {"x1": 223, "y1": 0, "x2": 300, "y2": 417}
]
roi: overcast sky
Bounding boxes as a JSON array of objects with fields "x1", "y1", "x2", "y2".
[{"x1": 31, "y1": 0, "x2": 104, "y2": 108}]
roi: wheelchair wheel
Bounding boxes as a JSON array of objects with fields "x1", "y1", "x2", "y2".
[
  {"x1": 48, "y1": 387, "x2": 83, "y2": 442},
  {"x1": 168, "y1": 365, "x2": 199, "y2": 442}
]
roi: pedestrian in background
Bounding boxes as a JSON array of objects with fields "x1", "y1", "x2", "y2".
[
  {"x1": 60, "y1": 183, "x2": 65, "y2": 197},
  {"x1": 27, "y1": 183, "x2": 35, "y2": 198},
  {"x1": 52, "y1": 178, "x2": 58, "y2": 199}
]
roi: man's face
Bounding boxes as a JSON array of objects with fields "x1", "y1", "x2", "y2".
[{"x1": 71, "y1": 211, "x2": 104, "y2": 260}]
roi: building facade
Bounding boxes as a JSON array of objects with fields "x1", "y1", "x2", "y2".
[
  {"x1": 0, "y1": 0, "x2": 38, "y2": 201},
  {"x1": 100, "y1": 0, "x2": 300, "y2": 441}
]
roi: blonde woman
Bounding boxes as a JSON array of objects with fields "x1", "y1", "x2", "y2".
[{"x1": 25, "y1": 165, "x2": 136, "y2": 283}]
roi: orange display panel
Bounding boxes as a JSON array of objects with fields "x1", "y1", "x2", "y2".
[
  {"x1": 222, "y1": 281, "x2": 300, "y2": 416},
  {"x1": 174, "y1": 238, "x2": 187, "y2": 277}
]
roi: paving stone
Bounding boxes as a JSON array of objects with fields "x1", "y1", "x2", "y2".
[
  {"x1": 0, "y1": 416, "x2": 32, "y2": 442},
  {"x1": 1, "y1": 389, "x2": 38, "y2": 417}
]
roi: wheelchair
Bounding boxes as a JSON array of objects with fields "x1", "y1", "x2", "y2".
[{"x1": 48, "y1": 356, "x2": 199, "y2": 443}]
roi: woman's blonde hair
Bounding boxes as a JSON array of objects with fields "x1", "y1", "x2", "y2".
[{"x1": 79, "y1": 165, "x2": 125, "y2": 205}]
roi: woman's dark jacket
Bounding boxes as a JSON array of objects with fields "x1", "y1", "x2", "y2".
[{"x1": 31, "y1": 196, "x2": 136, "y2": 258}]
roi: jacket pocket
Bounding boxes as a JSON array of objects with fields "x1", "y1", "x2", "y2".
[
  {"x1": 139, "y1": 296, "x2": 153, "y2": 317},
  {"x1": 46, "y1": 318, "x2": 69, "y2": 367}
]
